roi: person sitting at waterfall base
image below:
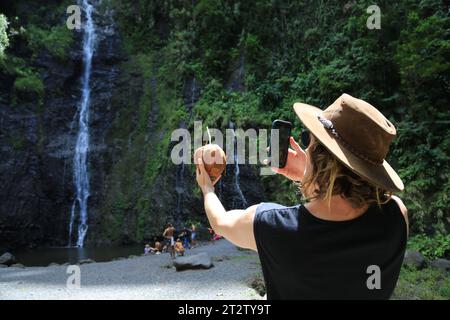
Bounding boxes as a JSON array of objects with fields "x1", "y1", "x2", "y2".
[
  {"x1": 163, "y1": 223, "x2": 176, "y2": 259},
  {"x1": 144, "y1": 244, "x2": 155, "y2": 255},
  {"x1": 154, "y1": 237, "x2": 163, "y2": 255},
  {"x1": 208, "y1": 227, "x2": 223, "y2": 243},
  {"x1": 175, "y1": 238, "x2": 185, "y2": 256},
  {"x1": 207, "y1": 227, "x2": 215, "y2": 243},
  {"x1": 195, "y1": 94, "x2": 408, "y2": 300}
]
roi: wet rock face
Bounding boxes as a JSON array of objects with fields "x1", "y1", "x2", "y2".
[
  {"x1": 0, "y1": 2, "x2": 125, "y2": 250},
  {"x1": 217, "y1": 163, "x2": 265, "y2": 210},
  {"x1": 0, "y1": 53, "x2": 81, "y2": 250}
]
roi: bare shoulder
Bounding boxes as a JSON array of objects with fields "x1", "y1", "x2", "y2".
[
  {"x1": 239, "y1": 204, "x2": 258, "y2": 225},
  {"x1": 391, "y1": 195, "x2": 409, "y2": 235},
  {"x1": 391, "y1": 195, "x2": 408, "y2": 215},
  {"x1": 245, "y1": 204, "x2": 258, "y2": 215}
]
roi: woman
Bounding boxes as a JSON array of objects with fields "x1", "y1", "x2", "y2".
[{"x1": 196, "y1": 94, "x2": 408, "y2": 300}]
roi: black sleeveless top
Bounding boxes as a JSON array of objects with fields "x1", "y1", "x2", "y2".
[{"x1": 253, "y1": 199, "x2": 407, "y2": 300}]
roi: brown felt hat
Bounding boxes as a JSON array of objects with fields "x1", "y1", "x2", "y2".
[{"x1": 293, "y1": 93, "x2": 404, "y2": 192}]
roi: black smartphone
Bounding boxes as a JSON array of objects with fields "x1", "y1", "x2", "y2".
[{"x1": 269, "y1": 120, "x2": 292, "y2": 168}]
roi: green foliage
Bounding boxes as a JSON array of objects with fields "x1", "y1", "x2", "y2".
[
  {"x1": 392, "y1": 117, "x2": 450, "y2": 235},
  {"x1": 12, "y1": 73, "x2": 44, "y2": 107},
  {"x1": 0, "y1": 55, "x2": 30, "y2": 77},
  {"x1": 390, "y1": 8, "x2": 450, "y2": 235},
  {"x1": 194, "y1": 89, "x2": 268, "y2": 129},
  {"x1": 395, "y1": 13, "x2": 450, "y2": 90},
  {"x1": 13, "y1": 74, "x2": 43, "y2": 94},
  {"x1": 408, "y1": 234, "x2": 450, "y2": 260},
  {"x1": 392, "y1": 265, "x2": 450, "y2": 300},
  {"x1": 26, "y1": 24, "x2": 73, "y2": 60},
  {"x1": 194, "y1": 0, "x2": 240, "y2": 77},
  {"x1": 112, "y1": 0, "x2": 171, "y2": 53},
  {"x1": 0, "y1": 14, "x2": 8, "y2": 59}
]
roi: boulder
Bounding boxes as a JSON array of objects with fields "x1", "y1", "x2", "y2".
[
  {"x1": 79, "y1": 259, "x2": 95, "y2": 265},
  {"x1": 10, "y1": 263, "x2": 25, "y2": 268},
  {"x1": 429, "y1": 259, "x2": 450, "y2": 271},
  {"x1": 403, "y1": 250, "x2": 425, "y2": 269},
  {"x1": 173, "y1": 252, "x2": 213, "y2": 271},
  {"x1": 0, "y1": 252, "x2": 16, "y2": 266},
  {"x1": 113, "y1": 257, "x2": 126, "y2": 261}
]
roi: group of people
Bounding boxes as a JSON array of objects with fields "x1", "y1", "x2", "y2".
[
  {"x1": 207, "y1": 227, "x2": 223, "y2": 243},
  {"x1": 144, "y1": 223, "x2": 198, "y2": 259}
]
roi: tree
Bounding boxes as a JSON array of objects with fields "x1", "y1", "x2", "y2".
[{"x1": 0, "y1": 14, "x2": 9, "y2": 58}]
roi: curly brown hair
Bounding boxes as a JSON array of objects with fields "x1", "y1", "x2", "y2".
[{"x1": 300, "y1": 135, "x2": 392, "y2": 209}]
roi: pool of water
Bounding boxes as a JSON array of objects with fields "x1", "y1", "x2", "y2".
[{"x1": 13, "y1": 245, "x2": 145, "y2": 267}]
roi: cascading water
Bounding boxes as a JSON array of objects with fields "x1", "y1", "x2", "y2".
[
  {"x1": 68, "y1": 0, "x2": 95, "y2": 247},
  {"x1": 175, "y1": 77, "x2": 199, "y2": 224},
  {"x1": 229, "y1": 122, "x2": 248, "y2": 208},
  {"x1": 175, "y1": 123, "x2": 188, "y2": 218},
  {"x1": 175, "y1": 157, "x2": 185, "y2": 217}
]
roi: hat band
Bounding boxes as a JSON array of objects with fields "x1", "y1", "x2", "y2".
[{"x1": 317, "y1": 115, "x2": 383, "y2": 165}]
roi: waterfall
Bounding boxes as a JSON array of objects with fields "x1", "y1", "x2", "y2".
[
  {"x1": 174, "y1": 77, "x2": 199, "y2": 225},
  {"x1": 191, "y1": 78, "x2": 197, "y2": 107},
  {"x1": 175, "y1": 160, "x2": 185, "y2": 215},
  {"x1": 175, "y1": 123, "x2": 187, "y2": 216},
  {"x1": 185, "y1": 76, "x2": 198, "y2": 113},
  {"x1": 68, "y1": 0, "x2": 95, "y2": 247},
  {"x1": 229, "y1": 122, "x2": 248, "y2": 208}
]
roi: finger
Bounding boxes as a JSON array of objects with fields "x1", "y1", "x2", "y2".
[
  {"x1": 198, "y1": 158, "x2": 210, "y2": 179},
  {"x1": 287, "y1": 148, "x2": 297, "y2": 155},
  {"x1": 290, "y1": 136, "x2": 303, "y2": 154},
  {"x1": 271, "y1": 166, "x2": 282, "y2": 174},
  {"x1": 212, "y1": 175, "x2": 221, "y2": 186},
  {"x1": 197, "y1": 157, "x2": 203, "y2": 171}
]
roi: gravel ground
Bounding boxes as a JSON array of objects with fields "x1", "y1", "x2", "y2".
[{"x1": 0, "y1": 240, "x2": 263, "y2": 300}]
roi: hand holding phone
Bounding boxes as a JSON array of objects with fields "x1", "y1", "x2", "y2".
[
  {"x1": 269, "y1": 120, "x2": 292, "y2": 168},
  {"x1": 268, "y1": 119, "x2": 307, "y2": 181},
  {"x1": 271, "y1": 136, "x2": 307, "y2": 182}
]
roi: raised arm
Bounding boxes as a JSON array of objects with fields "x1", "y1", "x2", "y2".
[{"x1": 196, "y1": 157, "x2": 258, "y2": 251}]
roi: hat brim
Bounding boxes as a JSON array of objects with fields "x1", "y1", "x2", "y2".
[{"x1": 293, "y1": 102, "x2": 404, "y2": 192}]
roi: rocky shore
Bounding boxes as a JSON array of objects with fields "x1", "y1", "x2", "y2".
[{"x1": 0, "y1": 240, "x2": 263, "y2": 300}]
